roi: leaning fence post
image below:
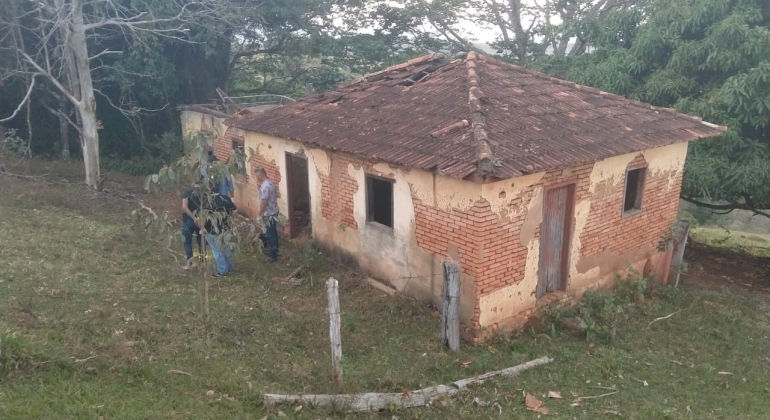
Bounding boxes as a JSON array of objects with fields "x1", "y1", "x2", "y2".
[
  {"x1": 671, "y1": 220, "x2": 691, "y2": 287},
  {"x1": 326, "y1": 278, "x2": 343, "y2": 384},
  {"x1": 442, "y1": 260, "x2": 461, "y2": 351}
]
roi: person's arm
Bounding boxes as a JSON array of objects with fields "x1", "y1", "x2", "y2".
[{"x1": 259, "y1": 198, "x2": 267, "y2": 217}]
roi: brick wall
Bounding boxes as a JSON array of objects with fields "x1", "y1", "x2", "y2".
[
  {"x1": 578, "y1": 155, "x2": 679, "y2": 258},
  {"x1": 411, "y1": 154, "x2": 683, "y2": 340},
  {"x1": 473, "y1": 164, "x2": 594, "y2": 297},
  {"x1": 412, "y1": 199, "x2": 487, "y2": 282},
  {"x1": 325, "y1": 154, "x2": 359, "y2": 230},
  {"x1": 202, "y1": 114, "x2": 284, "y2": 226}
]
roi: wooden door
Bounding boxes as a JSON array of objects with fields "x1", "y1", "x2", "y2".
[
  {"x1": 537, "y1": 185, "x2": 574, "y2": 299},
  {"x1": 285, "y1": 153, "x2": 311, "y2": 238}
]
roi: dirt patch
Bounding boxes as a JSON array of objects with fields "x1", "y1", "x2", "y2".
[{"x1": 681, "y1": 242, "x2": 770, "y2": 297}]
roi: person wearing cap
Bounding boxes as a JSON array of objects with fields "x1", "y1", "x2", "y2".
[
  {"x1": 204, "y1": 153, "x2": 235, "y2": 198},
  {"x1": 254, "y1": 167, "x2": 279, "y2": 262}
]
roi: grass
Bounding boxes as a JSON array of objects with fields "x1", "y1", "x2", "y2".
[
  {"x1": 689, "y1": 226, "x2": 770, "y2": 258},
  {"x1": 1, "y1": 159, "x2": 769, "y2": 419}
]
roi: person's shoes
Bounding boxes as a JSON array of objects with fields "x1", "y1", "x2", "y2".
[
  {"x1": 213, "y1": 272, "x2": 228, "y2": 278},
  {"x1": 266, "y1": 257, "x2": 278, "y2": 263}
]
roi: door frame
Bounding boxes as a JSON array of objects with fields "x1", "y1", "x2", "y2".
[
  {"x1": 284, "y1": 152, "x2": 310, "y2": 239},
  {"x1": 539, "y1": 181, "x2": 577, "y2": 294}
]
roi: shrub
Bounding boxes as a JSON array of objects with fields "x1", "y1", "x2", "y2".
[
  {"x1": 102, "y1": 155, "x2": 166, "y2": 176},
  {"x1": 1, "y1": 128, "x2": 27, "y2": 156},
  {"x1": 571, "y1": 270, "x2": 651, "y2": 343},
  {"x1": 616, "y1": 269, "x2": 648, "y2": 304}
]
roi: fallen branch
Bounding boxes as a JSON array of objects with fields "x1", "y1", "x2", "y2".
[
  {"x1": 167, "y1": 369, "x2": 193, "y2": 377},
  {"x1": 72, "y1": 355, "x2": 99, "y2": 363},
  {"x1": 284, "y1": 265, "x2": 304, "y2": 281},
  {"x1": 576, "y1": 391, "x2": 619, "y2": 400},
  {"x1": 138, "y1": 201, "x2": 158, "y2": 220},
  {"x1": 587, "y1": 386, "x2": 617, "y2": 391},
  {"x1": 263, "y1": 356, "x2": 553, "y2": 412},
  {"x1": 271, "y1": 266, "x2": 305, "y2": 285},
  {"x1": 0, "y1": 171, "x2": 47, "y2": 181},
  {"x1": 649, "y1": 307, "x2": 690, "y2": 326}
]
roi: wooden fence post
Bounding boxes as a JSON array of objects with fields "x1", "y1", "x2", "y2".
[
  {"x1": 326, "y1": 278, "x2": 343, "y2": 384},
  {"x1": 442, "y1": 260, "x2": 461, "y2": 351},
  {"x1": 670, "y1": 219, "x2": 691, "y2": 287}
]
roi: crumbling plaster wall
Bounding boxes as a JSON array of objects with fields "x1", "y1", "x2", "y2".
[
  {"x1": 473, "y1": 142, "x2": 688, "y2": 333},
  {"x1": 181, "y1": 110, "x2": 688, "y2": 339},
  {"x1": 184, "y1": 112, "x2": 473, "y2": 319}
]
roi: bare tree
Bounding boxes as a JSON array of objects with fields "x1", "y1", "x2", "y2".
[{"x1": 0, "y1": 0, "x2": 220, "y2": 189}]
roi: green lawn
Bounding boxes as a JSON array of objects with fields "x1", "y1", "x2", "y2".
[
  {"x1": 1, "y1": 162, "x2": 769, "y2": 419},
  {"x1": 689, "y1": 226, "x2": 770, "y2": 258}
]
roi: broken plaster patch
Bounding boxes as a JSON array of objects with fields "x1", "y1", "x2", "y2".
[{"x1": 518, "y1": 187, "x2": 544, "y2": 247}]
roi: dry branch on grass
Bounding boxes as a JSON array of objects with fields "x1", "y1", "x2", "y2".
[
  {"x1": 271, "y1": 266, "x2": 305, "y2": 285},
  {"x1": 649, "y1": 306, "x2": 692, "y2": 326},
  {"x1": 167, "y1": 369, "x2": 192, "y2": 377},
  {"x1": 263, "y1": 356, "x2": 553, "y2": 412},
  {"x1": 0, "y1": 171, "x2": 47, "y2": 181}
]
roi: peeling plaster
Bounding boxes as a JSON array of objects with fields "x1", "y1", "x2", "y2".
[
  {"x1": 519, "y1": 187, "x2": 544, "y2": 247},
  {"x1": 643, "y1": 141, "x2": 688, "y2": 192},
  {"x1": 433, "y1": 175, "x2": 482, "y2": 211},
  {"x1": 477, "y1": 142, "x2": 689, "y2": 328},
  {"x1": 481, "y1": 172, "x2": 545, "y2": 216},
  {"x1": 589, "y1": 152, "x2": 636, "y2": 194},
  {"x1": 180, "y1": 111, "x2": 203, "y2": 137},
  {"x1": 180, "y1": 110, "x2": 688, "y2": 334},
  {"x1": 478, "y1": 237, "x2": 541, "y2": 326}
]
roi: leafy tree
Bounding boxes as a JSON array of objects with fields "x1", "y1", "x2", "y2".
[{"x1": 534, "y1": 0, "x2": 770, "y2": 218}]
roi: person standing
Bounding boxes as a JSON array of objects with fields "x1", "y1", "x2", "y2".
[
  {"x1": 254, "y1": 167, "x2": 279, "y2": 262},
  {"x1": 205, "y1": 154, "x2": 235, "y2": 198},
  {"x1": 200, "y1": 194, "x2": 237, "y2": 277},
  {"x1": 181, "y1": 180, "x2": 203, "y2": 270}
]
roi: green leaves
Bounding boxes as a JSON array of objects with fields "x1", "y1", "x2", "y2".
[{"x1": 535, "y1": 0, "x2": 770, "y2": 215}]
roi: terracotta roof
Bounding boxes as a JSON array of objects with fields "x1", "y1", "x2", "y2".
[{"x1": 225, "y1": 52, "x2": 726, "y2": 180}]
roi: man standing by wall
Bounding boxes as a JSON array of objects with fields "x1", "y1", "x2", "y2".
[{"x1": 254, "y1": 167, "x2": 279, "y2": 262}]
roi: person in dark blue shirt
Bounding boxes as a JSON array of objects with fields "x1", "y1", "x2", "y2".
[{"x1": 200, "y1": 193, "x2": 237, "y2": 277}]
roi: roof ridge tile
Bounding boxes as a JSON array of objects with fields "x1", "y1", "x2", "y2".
[{"x1": 465, "y1": 51, "x2": 497, "y2": 177}]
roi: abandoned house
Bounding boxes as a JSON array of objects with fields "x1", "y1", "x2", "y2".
[{"x1": 179, "y1": 52, "x2": 725, "y2": 342}]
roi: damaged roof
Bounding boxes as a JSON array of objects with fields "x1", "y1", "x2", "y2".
[{"x1": 225, "y1": 52, "x2": 726, "y2": 180}]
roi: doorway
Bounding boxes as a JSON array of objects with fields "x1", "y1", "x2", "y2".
[
  {"x1": 536, "y1": 184, "x2": 575, "y2": 299},
  {"x1": 285, "y1": 153, "x2": 311, "y2": 238}
]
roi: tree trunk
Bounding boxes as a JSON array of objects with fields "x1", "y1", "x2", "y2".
[
  {"x1": 71, "y1": 0, "x2": 101, "y2": 189},
  {"x1": 78, "y1": 103, "x2": 100, "y2": 189},
  {"x1": 59, "y1": 96, "x2": 70, "y2": 159},
  {"x1": 506, "y1": 0, "x2": 528, "y2": 63}
]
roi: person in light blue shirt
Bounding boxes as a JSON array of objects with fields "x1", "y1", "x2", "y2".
[{"x1": 254, "y1": 167, "x2": 279, "y2": 262}]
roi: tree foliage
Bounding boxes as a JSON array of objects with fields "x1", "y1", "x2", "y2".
[
  {"x1": 138, "y1": 130, "x2": 265, "y2": 259},
  {"x1": 534, "y1": 0, "x2": 770, "y2": 217}
]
